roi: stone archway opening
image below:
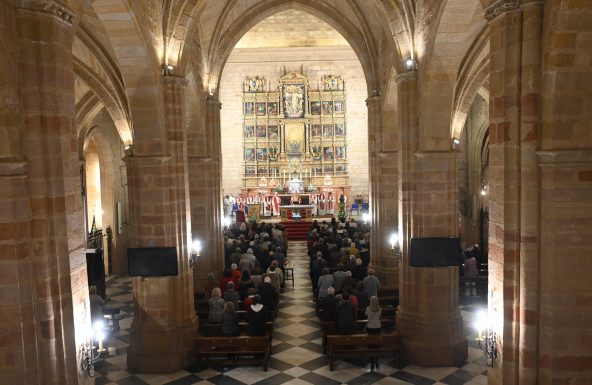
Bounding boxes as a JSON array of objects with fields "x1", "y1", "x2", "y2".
[{"x1": 219, "y1": 8, "x2": 370, "y2": 227}]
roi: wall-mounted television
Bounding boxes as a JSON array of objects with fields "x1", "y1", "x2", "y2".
[
  {"x1": 410, "y1": 237, "x2": 460, "y2": 267},
  {"x1": 128, "y1": 247, "x2": 179, "y2": 277}
]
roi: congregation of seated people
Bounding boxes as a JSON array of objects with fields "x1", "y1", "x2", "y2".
[{"x1": 198, "y1": 221, "x2": 288, "y2": 336}]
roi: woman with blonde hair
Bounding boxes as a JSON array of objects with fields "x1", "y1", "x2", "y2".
[
  {"x1": 208, "y1": 287, "x2": 225, "y2": 323},
  {"x1": 365, "y1": 296, "x2": 382, "y2": 370}
]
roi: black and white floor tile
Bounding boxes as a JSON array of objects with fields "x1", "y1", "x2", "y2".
[{"x1": 94, "y1": 242, "x2": 489, "y2": 385}]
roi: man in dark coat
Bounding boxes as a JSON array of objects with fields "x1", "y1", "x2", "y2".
[{"x1": 258, "y1": 276, "x2": 278, "y2": 315}]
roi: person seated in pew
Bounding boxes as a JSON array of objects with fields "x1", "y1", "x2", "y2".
[
  {"x1": 223, "y1": 281, "x2": 240, "y2": 310},
  {"x1": 321, "y1": 287, "x2": 338, "y2": 322},
  {"x1": 220, "y1": 302, "x2": 240, "y2": 337},
  {"x1": 208, "y1": 288, "x2": 225, "y2": 323},
  {"x1": 247, "y1": 296, "x2": 268, "y2": 336},
  {"x1": 365, "y1": 296, "x2": 382, "y2": 370}
]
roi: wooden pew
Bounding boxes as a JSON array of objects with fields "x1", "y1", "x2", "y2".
[
  {"x1": 319, "y1": 320, "x2": 394, "y2": 352},
  {"x1": 326, "y1": 333, "x2": 402, "y2": 370},
  {"x1": 199, "y1": 321, "x2": 274, "y2": 339},
  {"x1": 195, "y1": 336, "x2": 271, "y2": 371}
]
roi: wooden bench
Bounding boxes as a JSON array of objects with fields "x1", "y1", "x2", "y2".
[
  {"x1": 320, "y1": 320, "x2": 394, "y2": 352},
  {"x1": 195, "y1": 336, "x2": 271, "y2": 371},
  {"x1": 199, "y1": 321, "x2": 274, "y2": 339},
  {"x1": 326, "y1": 333, "x2": 402, "y2": 370}
]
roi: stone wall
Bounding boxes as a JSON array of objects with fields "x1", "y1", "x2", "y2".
[{"x1": 220, "y1": 46, "x2": 369, "y2": 197}]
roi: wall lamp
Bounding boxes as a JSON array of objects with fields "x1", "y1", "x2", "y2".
[
  {"x1": 190, "y1": 239, "x2": 201, "y2": 268},
  {"x1": 362, "y1": 213, "x2": 371, "y2": 224},
  {"x1": 475, "y1": 310, "x2": 498, "y2": 367},
  {"x1": 162, "y1": 64, "x2": 175, "y2": 76},
  {"x1": 405, "y1": 57, "x2": 417, "y2": 71},
  {"x1": 390, "y1": 231, "x2": 402, "y2": 262},
  {"x1": 452, "y1": 138, "x2": 460, "y2": 148},
  {"x1": 80, "y1": 320, "x2": 107, "y2": 377}
]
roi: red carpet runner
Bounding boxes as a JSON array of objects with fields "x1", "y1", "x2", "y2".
[{"x1": 281, "y1": 221, "x2": 310, "y2": 241}]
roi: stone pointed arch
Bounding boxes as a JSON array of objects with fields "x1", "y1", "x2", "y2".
[
  {"x1": 418, "y1": 0, "x2": 487, "y2": 149},
  {"x1": 207, "y1": 0, "x2": 381, "y2": 98},
  {"x1": 90, "y1": 0, "x2": 165, "y2": 154}
]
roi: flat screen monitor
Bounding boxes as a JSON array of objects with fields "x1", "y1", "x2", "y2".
[
  {"x1": 127, "y1": 247, "x2": 178, "y2": 277},
  {"x1": 410, "y1": 237, "x2": 460, "y2": 267}
]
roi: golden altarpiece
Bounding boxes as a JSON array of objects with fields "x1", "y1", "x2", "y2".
[{"x1": 240, "y1": 72, "x2": 350, "y2": 202}]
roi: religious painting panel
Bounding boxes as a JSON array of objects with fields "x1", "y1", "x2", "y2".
[
  {"x1": 335, "y1": 146, "x2": 346, "y2": 159},
  {"x1": 323, "y1": 124, "x2": 334, "y2": 138},
  {"x1": 334, "y1": 100, "x2": 345, "y2": 113},
  {"x1": 313, "y1": 165, "x2": 323, "y2": 175},
  {"x1": 268, "y1": 102, "x2": 278, "y2": 116},
  {"x1": 268, "y1": 125, "x2": 279, "y2": 139},
  {"x1": 256, "y1": 147, "x2": 268, "y2": 161},
  {"x1": 268, "y1": 146, "x2": 279, "y2": 161},
  {"x1": 256, "y1": 125, "x2": 267, "y2": 138},
  {"x1": 311, "y1": 124, "x2": 322, "y2": 137},
  {"x1": 311, "y1": 145, "x2": 322, "y2": 161},
  {"x1": 324, "y1": 165, "x2": 334, "y2": 173},
  {"x1": 310, "y1": 101, "x2": 321, "y2": 115},
  {"x1": 245, "y1": 166, "x2": 256, "y2": 176},
  {"x1": 256, "y1": 102, "x2": 267, "y2": 116},
  {"x1": 244, "y1": 124, "x2": 255, "y2": 138},
  {"x1": 335, "y1": 164, "x2": 347, "y2": 173},
  {"x1": 244, "y1": 148, "x2": 255, "y2": 162},
  {"x1": 324, "y1": 146, "x2": 334, "y2": 161},
  {"x1": 285, "y1": 121, "x2": 305, "y2": 154},
  {"x1": 335, "y1": 123, "x2": 346, "y2": 137},
  {"x1": 257, "y1": 166, "x2": 268, "y2": 175},
  {"x1": 282, "y1": 84, "x2": 305, "y2": 118},
  {"x1": 322, "y1": 101, "x2": 333, "y2": 115},
  {"x1": 244, "y1": 101, "x2": 254, "y2": 115}
]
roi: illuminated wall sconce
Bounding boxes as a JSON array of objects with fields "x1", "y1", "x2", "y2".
[
  {"x1": 390, "y1": 230, "x2": 402, "y2": 262},
  {"x1": 123, "y1": 145, "x2": 133, "y2": 156},
  {"x1": 475, "y1": 310, "x2": 498, "y2": 367},
  {"x1": 80, "y1": 320, "x2": 107, "y2": 377},
  {"x1": 481, "y1": 185, "x2": 488, "y2": 196},
  {"x1": 190, "y1": 239, "x2": 201, "y2": 268},
  {"x1": 405, "y1": 57, "x2": 417, "y2": 71},
  {"x1": 452, "y1": 138, "x2": 460, "y2": 148},
  {"x1": 161, "y1": 63, "x2": 175, "y2": 76},
  {"x1": 362, "y1": 213, "x2": 371, "y2": 224}
]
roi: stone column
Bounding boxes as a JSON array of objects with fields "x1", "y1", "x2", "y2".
[
  {"x1": 367, "y1": 95, "x2": 399, "y2": 288},
  {"x1": 126, "y1": 76, "x2": 196, "y2": 373},
  {"x1": 189, "y1": 97, "x2": 224, "y2": 293},
  {"x1": 395, "y1": 71, "x2": 467, "y2": 366},
  {"x1": 485, "y1": 1, "x2": 533, "y2": 383},
  {"x1": 0, "y1": 2, "x2": 86, "y2": 384}
]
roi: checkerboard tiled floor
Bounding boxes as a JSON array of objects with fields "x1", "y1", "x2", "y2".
[{"x1": 94, "y1": 242, "x2": 489, "y2": 385}]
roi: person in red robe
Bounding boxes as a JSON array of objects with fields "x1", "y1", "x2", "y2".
[
  {"x1": 319, "y1": 192, "x2": 326, "y2": 215},
  {"x1": 272, "y1": 192, "x2": 281, "y2": 216},
  {"x1": 328, "y1": 192, "x2": 335, "y2": 215}
]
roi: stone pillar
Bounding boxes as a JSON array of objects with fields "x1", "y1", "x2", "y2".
[
  {"x1": 367, "y1": 95, "x2": 399, "y2": 288},
  {"x1": 189, "y1": 97, "x2": 224, "y2": 293},
  {"x1": 0, "y1": 2, "x2": 86, "y2": 384},
  {"x1": 126, "y1": 76, "x2": 196, "y2": 373},
  {"x1": 485, "y1": 1, "x2": 532, "y2": 383},
  {"x1": 395, "y1": 71, "x2": 467, "y2": 366}
]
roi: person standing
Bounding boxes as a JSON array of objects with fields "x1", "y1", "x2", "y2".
[
  {"x1": 208, "y1": 288, "x2": 225, "y2": 323},
  {"x1": 336, "y1": 292, "x2": 356, "y2": 335},
  {"x1": 310, "y1": 193, "x2": 318, "y2": 216},
  {"x1": 464, "y1": 252, "x2": 479, "y2": 296},
  {"x1": 272, "y1": 192, "x2": 281, "y2": 217},
  {"x1": 363, "y1": 269, "x2": 381, "y2": 298},
  {"x1": 220, "y1": 302, "x2": 240, "y2": 337},
  {"x1": 365, "y1": 296, "x2": 382, "y2": 370},
  {"x1": 223, "y1": 195, "x2": 231, "y2": 217}
]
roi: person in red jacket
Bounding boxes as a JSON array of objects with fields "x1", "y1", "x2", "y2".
[{"x1": 219, "y1": 268, "x2": 238, "y2": 296}]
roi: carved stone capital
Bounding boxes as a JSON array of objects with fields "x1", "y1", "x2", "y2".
[
  {"x1": 394, "y1": 71, "x2": 418, "y2": 85},
  {"x1": 485, "y1": 0, "x2": 519, "y2": 21},
  {"x1": 18, "y1": 0, "x2": 76, "y2": 25},
  {"x1": 162, "y1": 75, "x2": 189, "y2": 87}
]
